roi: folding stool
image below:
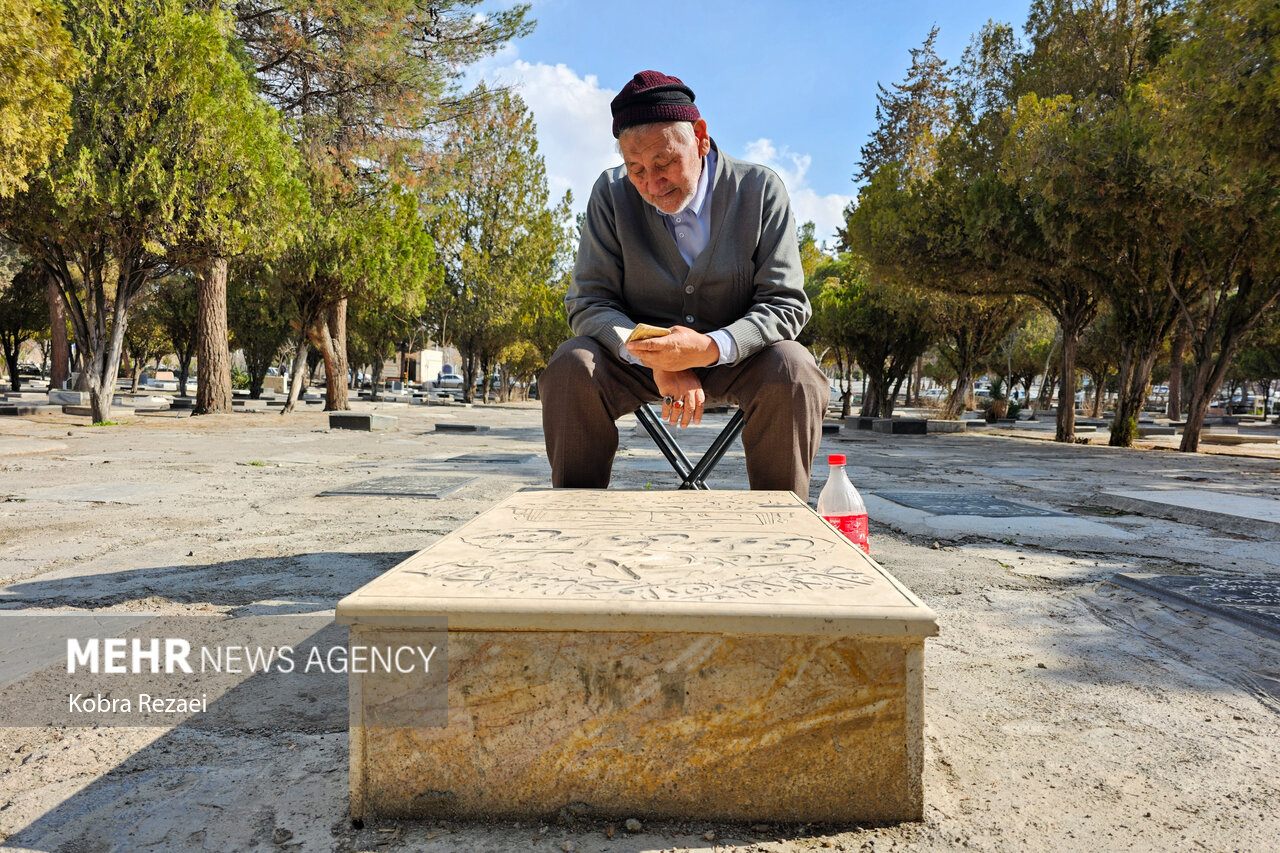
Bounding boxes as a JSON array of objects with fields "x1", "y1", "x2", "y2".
[{"x1": 633, "y1": 404, "x2": 746, "y2": 490}]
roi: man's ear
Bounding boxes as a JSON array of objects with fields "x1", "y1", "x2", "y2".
[{"x1": 693, "y1": 119, "x2": 711, "y2": 156}]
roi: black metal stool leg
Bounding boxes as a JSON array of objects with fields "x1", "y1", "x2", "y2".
[
  {"x1": 634, "y1": 405, "x2": 743, "y2": 490},
  {"x1": 634, "y1": 405, "x2": 701, "y2": 487},
  {"x1": 680, "y1": 409, "x2": 745, "y2": 489}
]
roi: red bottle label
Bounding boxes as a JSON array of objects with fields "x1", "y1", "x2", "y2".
[{"x1": 823, "y1": 513, "x2": 870, "y2": 555}]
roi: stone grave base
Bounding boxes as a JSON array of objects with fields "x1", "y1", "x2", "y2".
[
  {"x1": 349, "y1": 628, "x2": 924, "y2": 823},
  {"x1": 842, "y1": 415, "x2": 876, "y2": 431},
  {"x1": 1201, "y1": 432, "x2": 1278, "y2": 445},
  {"x1": 873, "y1": 418, "x2": 927, "y2": 435},
  {"x1": 926, "y1": 419, "x2": 966, "y2": 433},
  {"x1": 338, "y1": 490, "x2": 937, "y2": 825}
]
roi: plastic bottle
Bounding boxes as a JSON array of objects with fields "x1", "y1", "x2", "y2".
[{"x1": 816, "y1": 453, "x2": 870, "y2": 554}]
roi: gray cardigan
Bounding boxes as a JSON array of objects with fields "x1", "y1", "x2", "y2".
[{"x1": 566, "y1": 141, "x2": 810, "y2": 364}]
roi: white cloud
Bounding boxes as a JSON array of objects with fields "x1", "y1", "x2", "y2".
[
  {"x1": 478, "y1": 61, "x2": 852, "y2": 250},
  {"x1": 744, "y1": 138, "x2": 852, "y2": 250},
  {"x1": 486, "y1": 60, "x2": 619, "y2": 212}
]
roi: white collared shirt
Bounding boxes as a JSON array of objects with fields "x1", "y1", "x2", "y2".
[{"x1": 620, "y1": 148, "x2": 738, "y2": 366}]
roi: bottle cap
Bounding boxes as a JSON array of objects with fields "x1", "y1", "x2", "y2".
[{"x1": 828, "y1": 454, "x2": 846, "y2": 465}]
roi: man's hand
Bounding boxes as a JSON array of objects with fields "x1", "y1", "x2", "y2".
[
  {"x1": 626, "y1": 325, "x2": 719, "y2": 372},
  {"x1": 653, "y1": 368, "x2": 704, "y2": 428}
]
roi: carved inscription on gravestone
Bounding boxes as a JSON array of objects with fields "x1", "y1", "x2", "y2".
[{"x1": 394, "y1": 491, "x2": 885, "y2": 604}]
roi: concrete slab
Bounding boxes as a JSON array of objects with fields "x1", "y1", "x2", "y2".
[
  {"x1": 874, "y1": 491, "x2": 1070, "y2": 518},
  {"x1": 434, "y1": 423, "x2": 490, "y2": 433},
  {"x1": 864, "y1": 492, "x2": 1130, "y2": 545},
  {"x1": 18, "y1": 482, "x2": 181, "y2": 504},
  {"x1": 0, "y1": 404, "x2": 63, "y2": 416},
  {"x1": 329, "y1": 412, "x2": 398, "y2": 431},
  {"x1": 0, "y1": 437, "x2": 67, "y2": 457},
  {"x1": 318, "y1": 475, "x2": 474, "y2": 499},
  {"x1": 873, "y1": 418, "x2": 927, "y2": 435},
  {"x1": 1096, "y1": 489, "x2": 1280, "y2": 539},
  {"x1": 337, "y1": 489, "x2": 937, "y2": 823},
  {"x1": 0, "y1": 611, "x2": 157, "y2": 690},
  {"x1": 1111, "y1": 573, "x2": 1280, "y2": 641},
  {"x1": 443, "y1": 453, "x2": 538, "y2": 465},
  {"x1": 927, "y1": 420, "x2": 966, "y2": 433},
  {"x1": 1200, "y1": 433, "x2": 1279, "y2": 446}
]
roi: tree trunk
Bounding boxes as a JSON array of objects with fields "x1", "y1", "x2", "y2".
[
  {"x1": 327, "y1": 300, "x2": 350, "y2": 410},
  {"x1": 882, "y1": 374, "x2": 905, "y2": 417},
  {"x1": 1179, "y1": 374, "x2": 1214, "y2": 453},
  {"x1": 860, "y1": 378, "x2": 879, "y2": 418},
  {"x1": 311, "y1": 301, "x2": 350, "y2": 411},
  {"x1": 1110, "y1": 345, "x2": 1160, "y2": 447},
  {"x1": 85, "y1": 298, "x2": 130, "y2": 423},
  {"x1": 2, "y1": 343, "x2": 19, "y2": 392},
  {"x1": 1055, "y1": 328, "x2": 1079, "y2": 442},
  {"x1": 47, "y1": 275, "x2": 69, "y2": 389},
  {"x1": 461, "y1": 351, "x2": 477, "y2": 404},
  {"x1": 281, "y1": 336, "x2": 309, "y2": 414},
  {"x1": 1167, "y1": 317, "x2": 1187, "y2": 419},
  {"x1": 177, "y1": 352, "x2": 193, "y2": 397},
  {"x1": 195, "y1": 257, "x2": 233, "y2": 415},
  {"x1": 942, "y1": 373, "x2": 972, "y2": 420},
  {"x1": 369, "y1": 359, "x2": 383, "y2": 402}
]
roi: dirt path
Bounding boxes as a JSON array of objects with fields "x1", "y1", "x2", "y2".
[{"x1": 1, "y1": 403, "x2": 1276, "y2": 852}]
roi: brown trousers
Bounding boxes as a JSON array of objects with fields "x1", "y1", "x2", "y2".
[{"x1": 540, "y1": 336, "x2": 828, "y2": 496}]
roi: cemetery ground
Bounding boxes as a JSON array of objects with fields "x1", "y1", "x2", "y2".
[{"x1": 0, "y1": 399, "x2": 1278, "y2": 853}]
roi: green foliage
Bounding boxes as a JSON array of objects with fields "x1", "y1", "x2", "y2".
[
  {"x1": 0, "y1": 0, "x2": 79, "y2": 197},
  {"x1": 233, "y1": 1, "x2": 532, "y2": 171},
  {"x1": 229, "y1": 264, "x2": 296, "y2": 398},
  {"x1": 153, "y1": 272, "x2": 198, "y2": 394},
  {"x1": 796, "y1": 221, "x2": 826, "y2": 281},
  {"x1": 1110, "y1": 415, "x2": 1138, "y2": 446},
  {"x1": 857, "y1": 26, "x2": 953, "y2": 185},
  {"x1": 231, "y1": 364, "x2": 251, "y2": 390},
  {"x1": 812, "y1": 255, "x2": 937, "y2": 417},
  {"x1": 424, "y1": 87, "x2": 572, "y2": 402},
  {"x1": 0, "y1": 0, "x2": 306, "y2": 422},
  {"x1": 122, "y1": 291, "x2": 171, "y2": 387},
  {"x1": 1144, "y1": 0, "x2": 1280, "y2": 448},
  {"x1": 0, "y1": 262, "x2": 49, "y2": 390}
]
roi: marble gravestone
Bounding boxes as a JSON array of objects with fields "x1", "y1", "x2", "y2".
[{"x1": 336, "y1": 490, "x2": 938, "y2": 823}]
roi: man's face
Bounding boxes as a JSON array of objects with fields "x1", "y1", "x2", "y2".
[{"x1": 619, "y1": 120, "x2": 712, "y2": 215}]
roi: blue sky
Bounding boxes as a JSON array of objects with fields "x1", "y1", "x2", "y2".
[{"x1": 478, "y1": 0, "x2": 1033, "y2": 246}]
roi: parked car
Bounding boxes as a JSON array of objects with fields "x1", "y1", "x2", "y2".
[{"x1": 434, "y1": 374, "x2": 464, "y2": 390}]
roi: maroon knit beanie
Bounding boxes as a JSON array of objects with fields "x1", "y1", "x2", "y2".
[{"x1": 610, "y1": 70, "x2": 700, "y2": 138}]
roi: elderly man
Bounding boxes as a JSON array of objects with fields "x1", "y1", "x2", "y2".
[{"x1": 540, "y1": 70, "x2": 828, "y2": 495}]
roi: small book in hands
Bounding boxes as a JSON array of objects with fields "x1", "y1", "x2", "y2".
[{"x1": 626, "y1": 323, "x2": 671, "y2": 343}]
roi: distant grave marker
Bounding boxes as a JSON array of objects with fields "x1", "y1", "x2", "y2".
[
  {"x1": 444, "y1": 453, "x2": 538, "y2": 464},
  {"x1": 434, "y1": 423, "x2": 490, "y2": 433},
  {"x1": 1113, "y1": 573, "x2": 1280, "y2": 641},
  {"x1": 319, "y1": 475, "x2": 473, "y2": 499},
  {"x1": 874, "y1": 490, "x2": 1068, "y2": 518}
]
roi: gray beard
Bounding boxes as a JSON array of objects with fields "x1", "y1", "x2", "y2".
[{"x1": 646, "y1": 187, "x2": 697, "y2": 217}]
